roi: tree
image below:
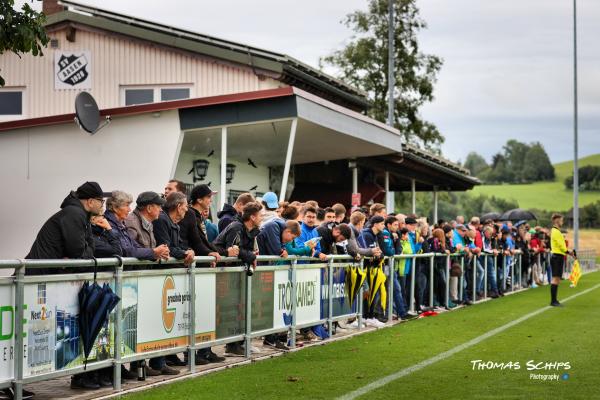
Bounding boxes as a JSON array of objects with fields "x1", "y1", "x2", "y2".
[
  {"x1": 521, "y1": 143, "x2": 555, "y2": 182},
  {"x1": 565, "y1": 165, "x2": 600, "y2": 190},
  {"x1": 463, "y1": 152, "x2": 488, "y2": 177},
  {"x1": 321, "y1": 0, "x2": 444, "y2": 151},
  {"x1": 0, "y1": 0, "x2": 49, "y2": 86}
]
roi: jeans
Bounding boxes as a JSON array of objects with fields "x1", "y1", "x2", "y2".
[
  {"x1": 392, "y1": 271, "x2": 408, "y2": 317},
  {"x1": 485, "y1": 255, "x2": 498, "y2": 292},
  {"x1": 149, "y1": 356, "x2": 165, "y2": 370}
]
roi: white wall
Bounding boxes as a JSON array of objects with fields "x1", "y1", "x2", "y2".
[
  {"x1": 174, "y1": 147, "x2": 270, "y2": 216},
  {"x1": 0, "y1": 110, "x2": 182, "y2": 261}
]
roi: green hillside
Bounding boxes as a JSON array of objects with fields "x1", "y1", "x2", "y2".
[{"x1": 470, "y1": 154, "x2": 600, "y2": 211}]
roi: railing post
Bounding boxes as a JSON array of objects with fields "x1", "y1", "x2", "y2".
[
  {"x1": 327, "y1": 258, "x2": 334, "y2": 336},
  {"x1": 409, "y1": 255, "x2": 416, "y2": 313},
  {"x1": 113, "y1": 259, "x2": 123, "y2": 390},
  {"x1": 387, "y1": 257, "x2": 394, "y2": 323},
  {"x1": 289, "y1": 259, "x2": 297, "y2": 348},
  {"x1": 459, "y1": 257, "x2": 464, "y2": 302},
  {"x1": 188, "y1": 260, "x2": 196, "y2": 373},
  {"x1": 13, "y1": 262, "x2": 25, "y2": 400},
  {"x1": 445, "y1": 255, "x2": 450, "y2": 309},
  {"x1": 502, "y1": 256, "x2": 507, "y2": 292},
  {"x1": 357, "y1": 259, "x2": 364, "y2": 330},
  {"x1": 518, "y1": 253, "x2": 522, "y2": 289},
  {"x1": 429, "y1": 255, "x2": 434, "y2": 308},
  {"x1": 472, "y1": 255, "x2": 477, "y2": 303},
  {"x1": 483, "y1": 254, "x2": 488, "y2": 299},
  {"x1": 244, "y1": 269, "x2": 253, "y2": 358},
  {"x1": 511, "y1": 255, "x2": 515, "y2": 292}
]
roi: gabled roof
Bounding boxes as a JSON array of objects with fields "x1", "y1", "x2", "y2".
[{"x1": 46, "y1": 0, "x2": 369, "y2": 111}]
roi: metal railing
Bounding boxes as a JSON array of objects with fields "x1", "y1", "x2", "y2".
[{"x1": 0, "y1": 248, "x2": 596, "y2": 400}]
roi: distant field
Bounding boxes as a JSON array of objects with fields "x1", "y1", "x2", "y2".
[
  {"x1": 566, "y1": 229, "x2": 600, "y2": 253},
  {"x1": 471, "y1": 154, "x2": 600, "y2": 211}
]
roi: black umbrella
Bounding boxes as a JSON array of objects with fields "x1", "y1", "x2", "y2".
[
  {"x1": 78, "y1": 258, "x2": 121, "y2": 367},
  {"x1": 480, "y1": 212, "x2": 502, "y2": 221},
  {"x1": 499, "y1": 208, "x2": 537, "y2": 222}
]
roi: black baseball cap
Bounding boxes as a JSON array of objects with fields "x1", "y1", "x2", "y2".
[
  {"x1": 136, "y1": 191, "x2": 165, "y2": 207},
  {"x1": 369, "y1": 215, "x2": 385, "y2": 225},
  {"x1": 75, "y1": 181, "x2": 110, "y2": 199},
  {"x1": 190, "y1": 184, "x2": 217, "y2": 203}
]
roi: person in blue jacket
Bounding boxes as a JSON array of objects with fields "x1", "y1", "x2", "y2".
[{"x1": 295, "y1": 205, "x2": 327, "y2": 261}]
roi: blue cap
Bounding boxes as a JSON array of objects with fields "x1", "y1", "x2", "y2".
[{"x1": 262, "y1": 192, "x2": 279, "y2": 209}]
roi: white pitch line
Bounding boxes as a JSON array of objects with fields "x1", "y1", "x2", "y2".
[{"x1": 337, "y1": 282, "x2": 600, "y2": 400}]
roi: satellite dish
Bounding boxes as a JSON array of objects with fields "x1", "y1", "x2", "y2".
[{"x1": 74, "y1": 92, "x2": 110, "y2": 134}]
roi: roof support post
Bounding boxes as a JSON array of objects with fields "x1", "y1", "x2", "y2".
[
  {"x1": 279, "y1": 118, "x2": 297, "y2": 202},
  {"x1": 219, "y1": 126, "x2": 227, "y2": 211},
  {"x1": 385, "y1": 171, "x2": 394, "y2": 213},
  {"x1": 433, "y1": 186, "x2": 439, "y2": 224},
  {"x1": 411, "y1": 178, "x2": 416, "y2": 214}
]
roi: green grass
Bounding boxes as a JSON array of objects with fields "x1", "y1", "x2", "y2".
[
  {"x1": 125, "y1": 272, "x2": 600, "y2": 400},
  {"x1": 471, "y1": 154, "x2": 600, "y2": 211}
]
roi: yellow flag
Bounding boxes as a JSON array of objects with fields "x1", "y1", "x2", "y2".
[{"x1": 569, "y1": 259, "x2": 582, "y2": 287}]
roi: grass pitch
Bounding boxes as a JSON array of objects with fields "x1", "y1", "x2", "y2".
[{"x1": 125, "y1": 271, "x2": 600, "y2": 400}]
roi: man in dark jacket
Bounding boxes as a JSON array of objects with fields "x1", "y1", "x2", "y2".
[
  {"x1": 153, "y1": 192, "x2": 195, "y2": 265},
  {"x1": 217, "y1": 192, "x2": 255, "y2": 232},
  {"x1": 316, "y1": 223, "x2": 354, "y2": 257},
  {"x1": 213, "y1": 202, "x2": 262, "y2": 268},
  {"x1": 212, "y1": 202, "x2": 262, "y2": 356},
  {"x1": 26, "y1": 181, "x2": 109, "y2": 275}
]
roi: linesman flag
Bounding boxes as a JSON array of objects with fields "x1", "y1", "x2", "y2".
[{"x1": 569, "y1": 259, "x2": 581, "y2": 287}]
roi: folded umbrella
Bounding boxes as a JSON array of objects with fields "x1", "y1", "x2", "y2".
[
  {"x1": 367, "y1": 259, "x2": 387, "y2": 312},
  {"x1": 78, "y1": 257, "x2": 121, "y2": 368},
  {"x1": 345, "y1": 264, "x2": 366, "y2": 309}
]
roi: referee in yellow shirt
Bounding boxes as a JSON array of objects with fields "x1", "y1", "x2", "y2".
[{"x1": 549, "y1": 213, "x2": 573, "y2": 307}]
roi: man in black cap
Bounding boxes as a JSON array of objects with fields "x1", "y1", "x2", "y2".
[{"x1": 26, "y1": 181, "x2": 110, "y2": 274}]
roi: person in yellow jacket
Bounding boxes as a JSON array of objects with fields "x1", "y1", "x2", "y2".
[{"x1": 549, "y1": 213, "x2": 573, "y2": 307}]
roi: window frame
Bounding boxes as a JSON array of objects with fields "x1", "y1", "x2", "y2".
[
  {"x1": 120, "y1": 84, "x2": 193, "y2": 106},
  {"x1": 0, "y1": 87, "x2": 26, "y2": 121}
]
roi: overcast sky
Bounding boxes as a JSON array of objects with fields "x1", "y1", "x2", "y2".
[{"x1": 19, "y1": 0, "x2": 599, "y2": 163}]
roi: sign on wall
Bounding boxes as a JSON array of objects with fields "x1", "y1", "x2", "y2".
[{"x1": 54, "y1": 51, "x2": 92, "y2": 89}]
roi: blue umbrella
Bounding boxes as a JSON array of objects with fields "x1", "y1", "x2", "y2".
[{"x1": 78, "y1": 257, "x2": 121, "y2": 367}]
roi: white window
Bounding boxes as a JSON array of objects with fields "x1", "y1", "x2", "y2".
[
  {"x1": 0, "y1": 87, "x2": 25, "y2": 120},
  {"x1": 120, "y1": 84, "x2": 192, "y2": 106}
]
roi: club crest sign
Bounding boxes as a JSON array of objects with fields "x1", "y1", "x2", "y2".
[{"x1": 54, "y1": 51, "x2": 92, "y2": 89}]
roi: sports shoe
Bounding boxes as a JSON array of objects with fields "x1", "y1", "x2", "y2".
[
  {"x1": 165, "y1": 354, "x2": 187, "y2": 366},
  {"x1": 145, "y1": 366, "x2": 161, "y2": 376},
  {"x1": 1, "y1": 388, "x2": 35, "y2": 400},
  {"x1": 365, "y1": 318, "x2": 385, "y2": 328},
  {"x1": 159, "y1": 365, "x2": 180, "y2": 375},
  {"x1": 122, "y1": 365, "x2": 138, "y2": 380},
  {"x1": 205, "y1": 350, "x2": 226, "y2": 363},
  {"x1": 224, "y1": 342, "x2": 245, "y2": 356},
  {"x1": 302, "y1": 330, "x2": 320, "y2": 342},
  {"x1": 550, "y1": 301, "x2": 564, "y2": 307},
  {"x1": 70, "y1": 374, "x2": 100, "y2": 390}
]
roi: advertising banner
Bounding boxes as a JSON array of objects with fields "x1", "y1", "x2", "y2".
[{"x1": 273, "y1": 268, "x2": 321, "y2": 329}]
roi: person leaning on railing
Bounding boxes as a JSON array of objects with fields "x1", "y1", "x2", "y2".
[
  {"x1": 153, "y1": 192, "x2": 195, "y2": 267},
  {"x1": 212, "y1": 201, "x2": 263, "y2": 357},
  {"x1": 25, "y1": 181, "x2": 109, "y2": 276},
  {"x1": 124, "y1": 191, "x2": 180, "y2": 376},
  {"x1": 105, "y1": 191, "x2": 169, "y2": 263},
  {"x1": 124, "y1": 191, "x2": 171, "y2": 264}
]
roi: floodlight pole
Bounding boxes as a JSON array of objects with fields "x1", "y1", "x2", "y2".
[
  {"x1": 387, "y1": 0, "x2": 394, "y2": 127},
  {"x1": 573, "y1": 0, "x2": 579, "y2": 251}
]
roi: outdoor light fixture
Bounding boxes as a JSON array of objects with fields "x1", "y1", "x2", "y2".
[
  {"x1": 226, "y1": 163, "x2": 236, "y2": 183},
  {"x1": 190, "y1": 159, "x2": 209, "y2": 182}
]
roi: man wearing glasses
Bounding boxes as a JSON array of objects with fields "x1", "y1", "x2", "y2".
[{"x1": 26, "y1": 181, "x2": 110, "y2": 275}]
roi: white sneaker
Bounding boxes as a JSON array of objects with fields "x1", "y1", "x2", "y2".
[{"x1": 365, "y1": 318, "x2": 385, "y2": 328}]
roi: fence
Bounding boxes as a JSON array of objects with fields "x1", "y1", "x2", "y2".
[{"x1": 0, "y1": 249, "x2": 596, "y2": 400}]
